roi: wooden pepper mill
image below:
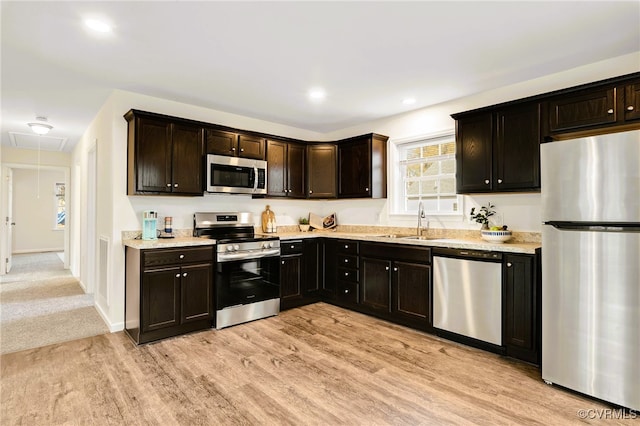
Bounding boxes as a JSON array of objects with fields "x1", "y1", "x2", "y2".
[{"x1": 261, "y1": 205, "x2": 276, "y2": 233}]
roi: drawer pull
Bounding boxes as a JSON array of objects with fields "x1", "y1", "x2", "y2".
[
  {"x1": 183, "y1": 273, "x2": 188, "y2": 277},
  {"x1": 174, "y1": 183, "x2": 178, "y2": 188},
  {"x1": 344, "y1": 259, "x2": 349, "y2": 263},
  {"x1": 179, "y1": 254, "x2": 185, "y2": 259},
  {"x1": 344, "y1": 289, "x2": 350, "y2": 294},
  {"x1": 344, "y1": 245, "x2": 349, "y2": 249},
  {"x1": 240, "y1": 148, "x2": 244, "y2": 152},
  {"x1": 484, "y1": 179, "x2": 490, "y2": 184},
  {"x1": 507, "y1": 262, "x2": 512, "y2": 267},
  {"x1": 290, "y1": 245, "x2": 295, "y2": 249},
  {"x1": 166, "y1": 183, "x2": 171, "y2": 187},
  {"x1": 393, "y1": 267, "x2": 398, "y2": 272},
  {"x1": 607, "y1": 108, "x2": 614, "y2": 114},
  {"x1": 175, "y1": 274, "x2": 180, "y2": 278},
  {"x1": 281, "y1": 260, "x2": 285, "y2": 265},
  {"x1": 497, "y1": 179, "x2": 503, "y2": 184},
  {"x1": 344, "y1": 272, "x2": 349, "y2": 277},
  {"x1": 385, "y1": 266, "x2": 389, "y2": 271},
  {"x1": 628, "y1": 105, "x2": 635, "y2": 111},
  {"x1": 231, "y1": 147, "x2": 236, "y2": 151}
]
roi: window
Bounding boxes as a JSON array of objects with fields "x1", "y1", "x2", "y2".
[
  {"x1": 54, "y1": 182, "x2": 65, "y2": 229},
  {"x1": 391, "y1": 133, "x2": 462, "y2": 215}
]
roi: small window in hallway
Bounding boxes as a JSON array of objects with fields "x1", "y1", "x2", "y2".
[{"x1": 54, "y1": 182, "x2": 65, "y2": 229}]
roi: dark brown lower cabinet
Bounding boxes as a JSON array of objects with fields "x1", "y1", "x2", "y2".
[
  {"x1": 503, "y1": 252, "x2": 540, "y2": 364},
  {"x1": 280, "y1": 239, "x2": 321, "y2": 310},
  {"x1": 126, "y1": 246, "x2": 214, "y2": 344},
  {"x1": 393, "y1": 261, "x2": 431, "y2": 326},
  {"x1": 361, "y1": 258, "x2": 391, "y2": 312}
]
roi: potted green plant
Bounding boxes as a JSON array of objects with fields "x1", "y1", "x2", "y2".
[
  {"x1": 469, "y1": 203, "x2": 496, "y2": 230},
  {"x1": 298, "y1": 217, "x2": 310, "y2": 232}
]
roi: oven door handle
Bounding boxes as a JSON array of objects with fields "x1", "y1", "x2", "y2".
[
  {"x1": 217, "y1": 249, "x2": 280, "y2": 262},
  {"x1": 253, "y1": 166, "x2": 259, "y2": 192}
]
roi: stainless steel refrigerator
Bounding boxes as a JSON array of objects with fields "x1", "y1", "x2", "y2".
[{"x1": 541, "y1": 129, "x2": 640, "y2": 410}]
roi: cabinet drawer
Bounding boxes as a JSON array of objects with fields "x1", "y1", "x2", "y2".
[
  {"x1": 338, "y1": 241, "x2": 359, "y2": 255},
  {"x1": 143, "y1": 247, "x2": 213, "y2": 267},
  {"x1": 281, "y1": 240, "x2": 304, "y2": 255},
  {"x1": 338, "y1": 267, "x2": 359, "y2": 283},
  {"x1": 337, "y1": 282, "x2": 359, "y2": 304},
  {"x1": 337, "y1": 254, "x2": 358, "y2": 268}
]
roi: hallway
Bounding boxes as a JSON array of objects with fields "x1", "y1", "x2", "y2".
[{"x1": 0, "y1": 252, "x2": 109, "y2": 354}]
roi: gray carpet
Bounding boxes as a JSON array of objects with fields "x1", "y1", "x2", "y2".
[{"x1": 0, "y1": 253, "x2": 110, "y2": 355}]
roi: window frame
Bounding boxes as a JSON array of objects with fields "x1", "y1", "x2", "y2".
[
  {"x1": 53, "y1": 182, "x2": 66, "y2": 230},
  {"x1": 388, "y1": 131, "x2": 463, "y2": 218}
]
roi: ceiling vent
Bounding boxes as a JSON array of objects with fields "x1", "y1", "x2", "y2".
[{"x1": 8, "y1": 132, "x2": 68, "y2": 152}]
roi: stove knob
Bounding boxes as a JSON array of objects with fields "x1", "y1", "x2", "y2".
[{"x1": 234, "y1": 244, "x2": 240, "y2": 251}]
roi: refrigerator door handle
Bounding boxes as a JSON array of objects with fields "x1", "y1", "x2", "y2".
[{"x1": 545, "y1": 221, "x2": 640, "y2": 232}]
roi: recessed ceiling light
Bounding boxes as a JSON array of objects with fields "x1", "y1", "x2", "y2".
[
  {"x1": 84, "y1": 18, "x2": 112, "y2": 33},
  {"x1": 308, "y1": 88, "x2": 326, "y2": 101},
  {"x1": 402, "y1": 98, "x2": 416, "y2": 105}
]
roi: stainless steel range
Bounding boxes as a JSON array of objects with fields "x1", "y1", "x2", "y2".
[{"x1": 194, "y1": 212, "x2": 280, "y2": 329}]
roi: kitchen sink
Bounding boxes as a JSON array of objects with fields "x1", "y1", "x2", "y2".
[{"x1": 376, "y1": 234, "x2": 468, "y2": 244}]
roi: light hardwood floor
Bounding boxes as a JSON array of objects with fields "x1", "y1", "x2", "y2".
[{"x1": 0, "y1": 303, "x2": 631, "y2": 425}]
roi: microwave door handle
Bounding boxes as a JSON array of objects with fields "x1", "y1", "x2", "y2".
[{"x1": 253, "y1": 166, "x2": 259, "y2": 192}]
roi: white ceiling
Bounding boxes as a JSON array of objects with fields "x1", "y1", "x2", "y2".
[{"x1": 2, "y1": 1, "x2": 639, "y2": 152}]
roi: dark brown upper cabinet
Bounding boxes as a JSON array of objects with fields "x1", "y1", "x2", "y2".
[
  {"x1": 125, "y1": 110, "x2": 204, "y2": 196},
  {"x1": 306, "y1": 144, "x2": 337, "y2": 199},
  {"x1": 266, "y1": 139, "x2": 306, "y2": 198},
  {"x1": 454, "y1": 103, "x2": 540, "y2": 194},
  {"x1": 545, "y1": 75, "x2": 640, "y2": 138},
  {"x1": 205, "y1": 128, "x2": 265, "y2": 160},
  {"x1": 337, "y1": 133, "x2": 388, "y2": 199}
]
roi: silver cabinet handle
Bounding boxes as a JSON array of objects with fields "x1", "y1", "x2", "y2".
[
  {"x1": 344, "y1": 288, "x2": 349, "y2": 294},
  {"x1": 179, "y1": 254, "x2": 185, "y2": 259},
  {"x1": 497, "y1": 179, "x2": 503, "y2": 184},
  {"x1": 484, "y1": 179, "x2": 490, "y2": 184},
  {"x1": 393, "y1": 267, "x2": 398, "y2": 272},
  {"x1": 385, "y1": 266, "x2": 389, "y2": 271},
  {"x1": 166, "y1": 183, "x2": 171, "y2": 187},
  {"x1": 231, "y1": 147, "x2": 236, "y2": 151},
  {"x1": 183, "y1": 272, "x2": 188, "y2": 277},
  {"x1": 290, "y1": 245, "x2": 295, "y2": 249},
  {"x1": 344, "y1": 272, "x2": 349, "y2": 277},
  {"x1": 507, "y1": 262, "x2": 512, "y2": 267},
  {"x1": 240, "y1": 148, "x2": 244, "y2": 152},
  {"x1": 174, "y1": 183, "x2": 178, "y2": 188},
  {"x1": 175, "y1": 274, "x2": 181, "y2": 278},
  {"x1": 365, "y1": 187, "x2": 369, "y2": 191},
  {"x1": 344, "y1": 245, "x2": 349, "y2": 249},
  {"x1": 281, "y1": 260, "x2": 285, "y2": 265},
  {"x1": 309, "y1": 190, "x2": 313, "y2": 194},
  {"x1": 607, "y1": 108, "x2": 614, "y2": 114},
  {"x1": 628, "y1": 105, "x2": 635, "y2": 111}
]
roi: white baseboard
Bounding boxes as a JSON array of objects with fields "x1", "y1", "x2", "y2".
[
  {"x1": 12, "y1": 248, "x2": 64, "y2": 254},
  {"x1": 94, "y1": 300, "x2": 124, "y2": 333}
]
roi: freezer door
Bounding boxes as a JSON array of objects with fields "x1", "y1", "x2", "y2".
[
  {"x1": 542, "y1": 225, "x2": 640, "y2": 410},
  {"x1": 540, "y1": 129, "x2": 640, "y2": 223}
]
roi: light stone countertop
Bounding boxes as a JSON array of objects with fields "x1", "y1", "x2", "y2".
[
  {"x1": 122, "y1": 229, "x2": 541, "y2": 254},
  {"x1": 262, "y1": 231, "x2": 541, "y2": 254}
]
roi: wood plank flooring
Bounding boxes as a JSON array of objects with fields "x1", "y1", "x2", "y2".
[{"x1": 0, "y1": 303, "x2": 632, "y2": 425}]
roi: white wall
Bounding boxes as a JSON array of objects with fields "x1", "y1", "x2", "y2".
[
  {"x1": 72, "y1": 53, "x2": 638, "y2": 330},
  {"x1": 12, "y1": 168, "x2": 65, "y2": 253}
]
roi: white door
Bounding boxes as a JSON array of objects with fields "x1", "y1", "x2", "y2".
[{"x1": 5, "y1": 168, "x2": 13, "y2": 273}]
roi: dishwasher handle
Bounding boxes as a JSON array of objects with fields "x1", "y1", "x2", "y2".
[{"x1": 432, "y1": 247, "x2": 502, "y2": 261}]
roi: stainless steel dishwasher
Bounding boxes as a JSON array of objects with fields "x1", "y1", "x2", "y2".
[{"x1": 432, "y1": 247, "x2": 503, "y2": 346}]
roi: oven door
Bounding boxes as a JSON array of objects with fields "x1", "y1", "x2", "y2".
[{"x1": 216, "y1": 254, "x2": 280, "y2": 310}]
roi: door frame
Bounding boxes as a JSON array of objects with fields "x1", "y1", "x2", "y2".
[{"x1": 0, "y1": 163, "x2": 71, "y2": 273}]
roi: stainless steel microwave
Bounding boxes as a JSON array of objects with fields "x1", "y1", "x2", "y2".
[{"x1": 206, "y1": 154, "x2": 267, "y2": 194}]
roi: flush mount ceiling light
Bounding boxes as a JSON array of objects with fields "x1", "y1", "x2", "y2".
[
  {"x1": 28, "y1": 117, "x2": 53, "y2": 135},
  {"x1": 84, "y1": 18, "x2": 112, "y2": 33},
  {"x1": 308, "y1": 88, "x2": 326, "y2": 101}
]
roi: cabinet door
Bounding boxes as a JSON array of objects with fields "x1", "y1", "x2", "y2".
[
  {"x1": 549, "y1": 87, "x2": 616, "y2": 132},
  {"x1": 338, "y1": 137, "x2": 371, "y2": 198},
  {"x1": 361, "y1": 257, "x2": 391, "y2": 312},
  {"x1": 142, "y1": 266, "x2": 180, "y2": 332},
  {"x1": 307, "y1": 144, "x2": 337, "y2": 198},
  {"x1": 504, "y1": 254, "x2": 537, "y2": 363},
  {"x1": 135, "y1": 117, "x2": 172, "y2": 193},
  {"x1": 206, "y1": 129, "x2": 238, "y2": 156},
  {"x1": 303, "y1": 240, "x2": 320, "y2": 295},
  {"x1": 238, "y1": 134, "x2": 265, "y2": 160},
  {"x1": 495, "y1": 103, "x2": 540, "y2": 191},
  {"x1": 393, "y1": 261, "x2": 430, "y2": 325},
  {"x1": 171, "y1": 123, "x2": 204, "y2": 194},
  {"x1": 266, "y1": 140, "x2": 287, "y2": 197},
  {"x1": 281, "y1": 255, "x2": 302, "y2": 301},
  {"x1": 287, "y1": 143, "x2": 306, "y2": 198},
  {"x1": 624, "y1": 83, "x2": 640, "y2": 122},
  {"x1": 456, "y1": 113, "x2": 493, "y2": 193},
  {"x1": 180, "y1": 263, "x2": 213, "y2": 323}
]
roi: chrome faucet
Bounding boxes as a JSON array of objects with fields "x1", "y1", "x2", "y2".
[{"x1": 417, "y1": 201, "x2": 427, "y2": 236}]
